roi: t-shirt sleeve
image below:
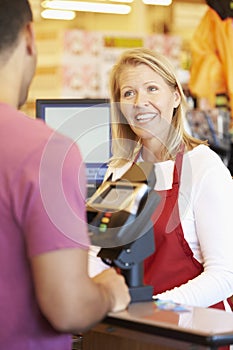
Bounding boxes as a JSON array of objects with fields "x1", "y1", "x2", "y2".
[{"x1": 13, "y1": 133, "x2": 90, "y2": 257}]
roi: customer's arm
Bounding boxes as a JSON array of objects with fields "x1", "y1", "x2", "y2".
[{"x1": 31, "y1": 247, "x2": 130, "y2": 334}]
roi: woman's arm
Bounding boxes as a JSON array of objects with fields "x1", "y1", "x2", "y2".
[{"x1": 155, "y1": 158, "x2": 233, "y2": 307}]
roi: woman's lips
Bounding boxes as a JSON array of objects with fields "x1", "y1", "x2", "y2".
[{"x1": 135, "y1": 113, "x2": 158, "y2": 122}]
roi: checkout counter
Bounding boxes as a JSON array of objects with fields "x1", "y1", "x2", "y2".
[
  {"x1": 83, "y1": 301, "x2": 233, "y2": 350},
  {"x1": 85, "y1": 161, "x2": 233, "y2": 350}
]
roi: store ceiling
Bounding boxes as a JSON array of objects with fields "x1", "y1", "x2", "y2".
[{"x1": 29, "y1": 0, "x2": 206, "y2": 21}]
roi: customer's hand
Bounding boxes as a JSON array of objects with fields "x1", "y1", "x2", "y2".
[{"x1": 93, "y1": 268, "x2": 131, "y2": 312}]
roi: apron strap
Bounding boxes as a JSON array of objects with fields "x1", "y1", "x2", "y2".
[{"x1": 173, "y1": 143, "x2": 185, "y2": 186}]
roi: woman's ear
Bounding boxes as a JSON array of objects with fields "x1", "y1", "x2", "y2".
[{"x1": 173, "y1": 89, "x2": 181, "y2": 109}]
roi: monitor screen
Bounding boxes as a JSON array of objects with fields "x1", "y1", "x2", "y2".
[{"x1": 36, "y1": 98, "x2": 111, "y2": 190}]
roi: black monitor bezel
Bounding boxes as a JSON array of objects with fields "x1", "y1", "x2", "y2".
[{"x1": 36, "y1": 98, "x2": 110, "y2": 120}]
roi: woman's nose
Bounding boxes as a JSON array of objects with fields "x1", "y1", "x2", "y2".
[{"x1": 134, "y1": 92, "x2": 149, "y2": 106}]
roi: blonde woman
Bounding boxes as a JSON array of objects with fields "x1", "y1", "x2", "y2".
[{"x1": 91, "y1": 47, "x2": 233, "y2": 311}]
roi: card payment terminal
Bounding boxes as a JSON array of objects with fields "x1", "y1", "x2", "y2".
[{"x1": 86, "y1": 162, "x2": 160, "y2": 302}]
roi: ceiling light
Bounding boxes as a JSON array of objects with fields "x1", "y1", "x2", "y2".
[
  {"x1": 142, "y1": 0, "x2": 172, "y2": 5},
  {"x1": 41, "y1": 1, "x2": 132, "y2": 14},
  {"x1": 109, "y1": 0, "x2": 133, "y2": 3},
  {"x1": 41, "y1": 9, "x2": 76, "y2": 19}
]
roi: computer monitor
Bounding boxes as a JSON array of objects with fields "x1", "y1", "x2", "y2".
[{"x1": 36, "y1": 98, "x2": 111, "y2": 195}]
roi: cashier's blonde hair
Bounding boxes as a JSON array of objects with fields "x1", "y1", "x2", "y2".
[{"x1": 108, "y1": 47, "x2": 207, "y2": 167}]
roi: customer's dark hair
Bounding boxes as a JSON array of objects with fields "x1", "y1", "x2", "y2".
[{"x1": 0, "y1": 0, "x2": 33, "y2": 53}]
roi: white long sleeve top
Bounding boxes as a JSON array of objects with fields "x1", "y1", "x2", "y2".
[{"x1": 89, "y1": 145, "x2": 233, "y2": 309}]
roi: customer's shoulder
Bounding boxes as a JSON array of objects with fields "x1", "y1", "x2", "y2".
[{"x1": 0, "y1": 103, "x2": 78, "y2": 160}]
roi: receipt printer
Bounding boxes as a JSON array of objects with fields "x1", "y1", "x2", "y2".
[{"x1": 86, "y1": 162, "x2": 160, "y2": 302}]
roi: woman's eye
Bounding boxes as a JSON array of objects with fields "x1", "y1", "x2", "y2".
[
  {"x1": 148, "y1": 86, "x2": 157, "y2": 92},
  {"x1": 123, "y1": 90, "x2": 134, "y2": 98}
]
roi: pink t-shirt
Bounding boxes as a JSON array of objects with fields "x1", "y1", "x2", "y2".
[{"x1": 0, "y1": 103, "x2": 90, "y2": 349}]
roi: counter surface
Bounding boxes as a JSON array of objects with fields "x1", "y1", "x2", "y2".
[{"x1": 105, "y1": 301, "x2": 233, "y2": 347}]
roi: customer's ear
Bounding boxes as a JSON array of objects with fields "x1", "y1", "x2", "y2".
[{"x1": 24, "y1": 22, "x2": 36, "y2": 56}]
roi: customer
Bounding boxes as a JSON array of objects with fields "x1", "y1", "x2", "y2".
[
  {"x1": 99, "y1": 47, "x2": 233, "y2": 311},
  {"x1": 0, "y1": 1, "x2": 130, "y2": 349}
]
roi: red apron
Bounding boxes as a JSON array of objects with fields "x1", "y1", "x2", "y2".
[{"x1": 144, "y1": 145, "x2": 225, "y2": 311}]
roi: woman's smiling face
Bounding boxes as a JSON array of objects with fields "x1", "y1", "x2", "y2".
[{"x1": 119, "y1": 63, "x2": 181, "y2": 143}]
